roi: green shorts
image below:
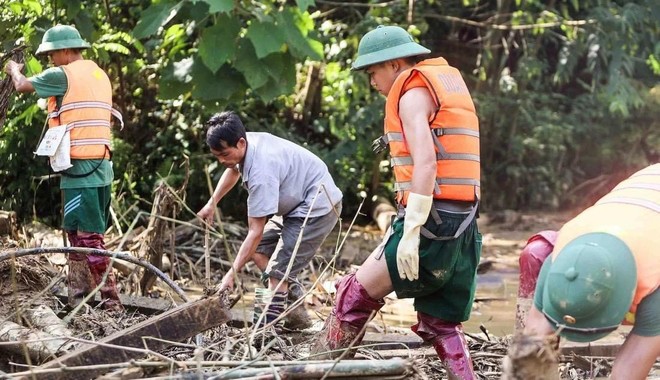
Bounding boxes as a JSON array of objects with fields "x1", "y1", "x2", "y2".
[
  {"x1": 62, "y1": 186, "x2": 111, "y2": 234},
  {"x1": 385, "y1": 211, "x2": 482, "y2": 322}
]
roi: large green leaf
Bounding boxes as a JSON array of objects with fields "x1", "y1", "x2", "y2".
[
  {"x1": 200, "y1": 0, "x2": 234, "y2": 14},
  {"x1": 234, "y1": 40, "x2": 270, "y2": 89},
  {"x1": 158, "y1": 57, "x2": 194, "y2": 99},
  {"x1": 275, "y1": 9, "x2": 323, "y2": 60},
  {"x1": 191, "y1": 59, "x2": 245, "y2": 101},
  {"x1": 133, "y1": 0, "x2": 182, "y2": 40},
  {"x1": 256, "y1": 54, "x2": 297, "y2": 102},
  {"x1": 246, "y1": 20, "x2": 285, "y2": 59},
  {"x1": 198, "y1": 16, "x2": 240, "y2": 73}
]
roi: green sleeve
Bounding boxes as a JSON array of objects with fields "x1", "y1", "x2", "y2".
[
  {"x1": 28, "y1": 67, "x2": 67, "y2": 98},
  {"x1": 630, "y1": 287, "x2": 660, "y2": 337},
  {"x1": 533, "y1": 258, "x2": 553, "y2": 311}
]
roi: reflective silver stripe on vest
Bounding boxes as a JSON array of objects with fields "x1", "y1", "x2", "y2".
[
  {"x1": 66, "y1": 120, "x2": 112, "y2": 131},
  {"x1": 385, "y1": 128, "x2": 479, "y2": 143},
  {"x1": 391, "y1": 153, "x2": 480, "y2": 166},
  {"x1": 51, "y1": 101, "x2": 124, "y2": 128},
  {"x1": 394, "y1": 177, "x2": 481, "y2": 191},
  {"x1": 110, "y1": 108, "x2": 124, "y2": 128},
  {"x1": 70, "y1": 138, "x2": 112, "y2": 146},
  {"x1": 597, "y1": 197, "x2": 660, "y2": 213},
  {"x1": 384, "y1": 132, "x2": 403, "y2": 143},
  {"x1": 432, "y1": 127, "x2": 480, "y2": 138}
]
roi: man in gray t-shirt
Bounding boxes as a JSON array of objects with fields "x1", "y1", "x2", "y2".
[{"x1": 197, "y1": 111, "x2": 342, "y2": 330}]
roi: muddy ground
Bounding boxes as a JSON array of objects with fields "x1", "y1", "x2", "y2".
[{"x1": 0, "y1": 210, "x2": 658, "y2": 379}]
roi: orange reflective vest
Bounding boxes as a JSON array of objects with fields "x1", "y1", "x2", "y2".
[
  {"x1": 383, "y1": 57, "x2": 480, "y2": 205},
  {"x1": 47, "y1": 60, "x2": 123, "y2": 160},
  {"x1": 552, "y1": 164, "x2": 660, "y2": 324}
]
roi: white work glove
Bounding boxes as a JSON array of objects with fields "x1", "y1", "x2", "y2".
[{"x1": 396, "y1": 192, "x2": 433, "y2": 281}]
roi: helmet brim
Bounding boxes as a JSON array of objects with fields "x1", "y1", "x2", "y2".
[
  {"x1": 351, "y1": 42, "x2": 430, "y2": 71},
  {"x1": 36, "y1": 40, "x2": 91, "y2": 55}
]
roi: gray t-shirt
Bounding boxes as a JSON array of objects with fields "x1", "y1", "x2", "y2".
[{"x1": 239, "y1": 132, "x2": 342, "y2": 218}]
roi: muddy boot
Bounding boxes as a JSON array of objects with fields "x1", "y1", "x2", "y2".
[
  {"x1": 284, "y1": 284, "x2": 312, "y2": 330},
  {"x1": 78, "y1": 232, "x2": 124, "y2": 312},
  {"x1": 309, "y1": 274, "x2": 384, "y2": 360},
  {"x1": 88, "y1": 257, "x2": 124, "y2": 312},
  {"x1": 66, "y1": 231, "x2": 95, "y2": 308},
  {"x1": 67, "y1": 255, "x2": 96, "y2": 309},
  {"x1": 412, "y1": 313, "x2": 476, "y2": 380}
]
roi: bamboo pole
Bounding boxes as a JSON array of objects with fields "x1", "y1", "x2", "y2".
[{"x1": 205, "y1": 358, "x2": 411, "y2": 379}]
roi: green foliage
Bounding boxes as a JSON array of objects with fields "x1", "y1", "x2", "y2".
[{"x1": 0, "y1": 0, "x2": 658, "y2": 231}]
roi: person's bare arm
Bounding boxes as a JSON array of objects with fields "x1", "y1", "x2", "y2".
[
  {"x1": 398, "y1": 87, "x2": 437, "y2": 196},
  {"x1": 197, "y1": 167, "x2": 241, "y2": 222},
  {"x1": 219, "y1": 215, "x2": 267, "y2": 289},
  {"x1": 3, "y1": 60, "x2": 34, "y2": 93},
  {"x1": 611, "y1": 333, "x2": 660, "y2": 380}
]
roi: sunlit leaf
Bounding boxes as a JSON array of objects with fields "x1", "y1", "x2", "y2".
[
  {"x1": 246, "y1": 20, "x2": 285, "y2": 59},
  {"x1": 158, "y1": 58, "x2": 194, "y2": 99},
  {"x1": 276, "y1": 9, "x2": 322, "y2": 60},
  {"x1": 133, "y1": 0, "x2": 182, "y2": 39}
]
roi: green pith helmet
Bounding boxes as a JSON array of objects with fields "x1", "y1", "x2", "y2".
[
  {"x1": 352, "y1": 25, "x2": 430, "y2": 70},
  {"x1": 541, "y1": 232, "x2": 637, "y2": 343},
  {"x1": 35, "y1": 25, "x2": 90, "y2": 55}
]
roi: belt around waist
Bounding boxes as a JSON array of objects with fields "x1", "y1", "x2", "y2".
[{"x1": 433, "y1": 199, "x2": 474, "y2": 213}]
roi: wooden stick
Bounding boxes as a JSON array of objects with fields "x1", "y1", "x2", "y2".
[{"x1": 204, "y1": 224, "x2": 211, "y2": 287}]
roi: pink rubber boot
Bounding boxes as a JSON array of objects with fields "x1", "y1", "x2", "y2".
[
  {"x1": 412, "y1": 313, "x2": 476, "y2": 380},
  {"x1": 66, "y1": 231, "x2": 95, "y2": 308},
  {"x1": 310, "y1": 273, "x2": 384, "y2": 359},
  {"x1": 516, "y1": 230, "x2": 556, "y2": 331},
  {"x1": 78, "y1": 232, "x2": 124, "y2": 312}
]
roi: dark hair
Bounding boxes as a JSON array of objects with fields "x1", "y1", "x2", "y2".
[{"x1": 205, "y1": 111, "x2": 247, "y2": 150}]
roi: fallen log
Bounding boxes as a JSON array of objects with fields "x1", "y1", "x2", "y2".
[
  {"x1": 22, "y1": 304, "x2": 74, "y2": 338},
  {"x1": 192, "y1": 357, "x2": 412, "y2": 379},
  {"x1": 54, "y1": 291, "x2": 174, "y2": 315},
  {"x1": 0, "y1": 320, "x2": 74, "y2": 362},
  {"x1": 25, "y1": 294, "x2": 231, "y2": 380}
]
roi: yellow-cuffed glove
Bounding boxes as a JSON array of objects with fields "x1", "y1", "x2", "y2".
[{"x1": 397, "y1": 192, "x2": 433, "y2": 281}]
